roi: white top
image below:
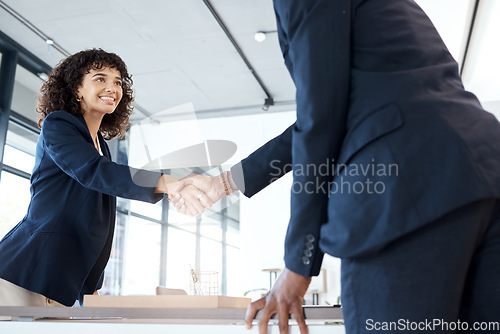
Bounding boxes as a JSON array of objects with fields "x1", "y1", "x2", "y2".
[{"x1": 96, "y1": 138, "x2": 103, "y2": 156}]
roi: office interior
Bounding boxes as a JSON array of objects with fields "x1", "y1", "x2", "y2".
[{"x1": 0, "y1": 0, "x2": 499, "y2": 317}]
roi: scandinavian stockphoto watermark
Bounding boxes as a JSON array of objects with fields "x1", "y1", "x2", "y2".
[
  {"x1": 269, "y1": 158, "x2": 399, "y2": 196},
  {"x1": 365, "y1": 318, "x2": 500, "y2": 332}
]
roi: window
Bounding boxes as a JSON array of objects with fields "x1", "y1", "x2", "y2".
[
  {"x1": 226, "y1": 245, "x2": 242, "y2": 297},
  {"x1": 166, "y1": 227, "x2": 196, "y2": 293},
  {"x1": 168, "y1": 205, "x2": 197, "y2": 233},
  {"x1": 12, "y1": 64, "x2": 43, "y2": 124},
  {"x1": 0, "y1": 54, "x2": 42, "y2": 239},
  {"x1": 129, "y1": 200, "x2": 163, "y2": 221},
  {"x1": 121, "y1": 215, "x2": 162, "y2": 295},
  {"x1": 2, "y1": 143, "x2": 35, "y2": 174},
  {"x1": 201, "y1": 214, "x2": 223, "y2": 241},
  {"x1": 200, "y1": 237, "x2": 223, "y2": 279},
  {"x1": 0, "y1": 124, "x2": 38, "y2": 239},
  {"x1": 99, "y1": 135, "x2": 242, "y2": 297},
  {"x1": 0, "y1": 171, "x2": 31, "y2": 238},
  {"x1": 101, "y1": 210, "x2": 127, "y2": 296}
]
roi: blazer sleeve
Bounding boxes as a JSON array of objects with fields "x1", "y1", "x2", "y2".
[
  {"x1": 231, "y1": 124, "x2": 293, "y2": 197},
  {"x1": 280, "y1": 0, "x2": 352, "y2": 277},
  {"x1": 42, "y1": 111, "x2": 163, "y2": 203},
  {"x1": 232, "y1": 1, "x2": 352, "y2": 277}
]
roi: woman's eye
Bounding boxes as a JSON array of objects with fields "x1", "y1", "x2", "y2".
[
  {"x1": 115, "y1": 81, "x2": 122, "y2": 86},
  {"x1": 96, "y1": 78, "x2": 104, "y2": 82}
]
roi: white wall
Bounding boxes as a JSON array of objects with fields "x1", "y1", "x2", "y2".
[
  {"x1": 127, "y1": 104, "x2": 296, "y2": 168},
  {"x1": 238, "y1": 172, "x2": 342, "y2": 305},
  {"x1": 238, "y1": 173, "x2": 291, "y2": 298}
]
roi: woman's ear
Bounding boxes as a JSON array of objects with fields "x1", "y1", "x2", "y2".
[{"x1": 75, "y1": 87, "x2": 82, "y2": 102}]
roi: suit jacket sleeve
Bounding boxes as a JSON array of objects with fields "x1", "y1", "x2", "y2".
[
  {"x1": 279, "y1": 0, "x2": 353, "y2": 277},
  {"x1": 231, "y1": 124, "x2": 293, "y2": 197},
  {"x1": 233, "y1": 0, "x2": 352, "y2": 277},
  {"x1": 42, "y1": 111, "x2": 163, "y2": 203}
]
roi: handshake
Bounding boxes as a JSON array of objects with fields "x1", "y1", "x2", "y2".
[{"x1": 163, "y1": 171, "x2": 238, "y2": 216}]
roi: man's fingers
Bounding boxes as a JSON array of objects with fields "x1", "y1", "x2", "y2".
[
  {"x1": 173, "y1": 198, "x2": 185, "y2": 211},
  {"x1": 189, "y1": 195, "x2": 206, "y2": 214},
  {"x1": 245, "y1": 298, "x2": 266, "y2": 329},
  {"x1": 187, "y1": 201, "x2": 203, "y2": 215},
  {"x1": 170, "y1": 195, "x2": 180, "y2": 206},
  {"x1": 258, "y1": 308, "x2": 273, "y2": 334},
  {"x1": 179, "y1": 174, "x2": 196, "y2": 184},
  {"x1": 191, "y1": 175, "x2": 210, "y2": 192},
  {"x1": 199, "y1": 194, "x2": 213, "y2": 208},
  {"x1": 278, "y1": 305, "x2": 290, "y2": 334},
  {"x1": 292, "y1": 305, "x2": 308, "y2": 334},
  {"x1": 179, "y1": 205, "x2": 189, "y2": 216},
  {"x1": 183, "y1": 203, "x2": 197, "y2": 216},
  {"x1": 178, "y1": 174, "x2": 196, "y2": 190},
  {"x1": 169, "y1": 180, "x2": 185, "y2": 194}
]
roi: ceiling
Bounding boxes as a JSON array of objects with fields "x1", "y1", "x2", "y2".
[{"x1": 1, "y1": 0, "x2": 499, "y2": 124}]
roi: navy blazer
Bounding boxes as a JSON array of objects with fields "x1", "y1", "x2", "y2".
[
  {"x1": 0, "y1": 111, "x2": 163, "y2": 306},
  {"x1": 231, "y1": 0, "x2": 500, "y2": 277}
]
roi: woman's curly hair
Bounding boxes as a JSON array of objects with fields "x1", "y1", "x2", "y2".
[{"x1": 36, "y1": 48, "x2": 134, "y2": 140}]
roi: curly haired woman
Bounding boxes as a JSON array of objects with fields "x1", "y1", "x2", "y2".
[{"x1": 0, "y1": 49, "x2": 211, "y2": 307}]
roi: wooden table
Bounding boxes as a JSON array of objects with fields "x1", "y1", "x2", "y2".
[{"x1": 0, "y1": 305, "x2": 345, "y2": 334}]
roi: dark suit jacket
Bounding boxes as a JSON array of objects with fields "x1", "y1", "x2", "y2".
[
  {"x1": 231, "y1": 0, "x2": 500, "y2": 277},
  {"x1": 0, "y1": 111, "x2": 163, "y2": 306}
]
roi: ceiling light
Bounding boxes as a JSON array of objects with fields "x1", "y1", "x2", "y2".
[
  {"x1": 254, "y1": 30, "x2": 278, "y2": 43},
  {"x1": 254, "y1": 31, "x2": 266, "y2": 42},
  {"x1": 46, "y1": 39, "x2": 54, "y2": 45},
  {"x1": 262, "y1": 97, "x2": 274, "y2": 111}
]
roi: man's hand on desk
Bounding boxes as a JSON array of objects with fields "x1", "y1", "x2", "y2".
[{"x1": 245, "y1": 267, "x2": 312, "y2": 334}]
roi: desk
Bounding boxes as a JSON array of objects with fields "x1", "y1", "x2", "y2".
[{"x1": 0, "y1": 305, "x2": 345, "y2": 334}]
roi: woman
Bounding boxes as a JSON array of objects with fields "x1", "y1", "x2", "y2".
[{"x1": 0, "y1": 49, "x2": 211, "y2": 307}]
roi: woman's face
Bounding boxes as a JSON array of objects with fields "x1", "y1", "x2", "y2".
[{"x1": 76, "y1": 66, "x2": 123, "y2": 116}]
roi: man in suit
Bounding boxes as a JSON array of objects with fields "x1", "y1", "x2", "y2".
[{"x1": 174, "y1": 0, "x2": 500, "y2": 332}]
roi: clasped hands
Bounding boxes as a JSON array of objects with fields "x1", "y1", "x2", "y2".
[{"x1": 165, "y1": 173, "x2": 232, "y2": 216}]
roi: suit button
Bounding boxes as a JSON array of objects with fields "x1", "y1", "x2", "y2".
[
  {"x1": 306, "y1": 243, "x2": 314, "y2": 250},
  {"x1": 306, "y1": 234, "x2": 315, "y2": 243},
  {"x1": 304, "y1": 249, "x2": 312, "y2": 257},
  {"x1": 302, "y1": 256, "x2": 311, "y2": 265}
]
